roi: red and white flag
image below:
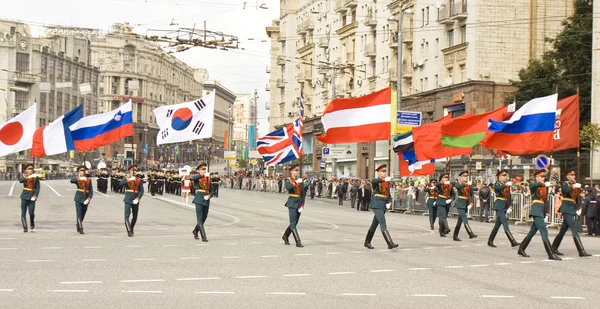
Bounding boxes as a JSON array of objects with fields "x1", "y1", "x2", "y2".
[
  {"x1": 316, "y1": 87, "x2": 391, "y2": 144},
  {"x1": 0, "y1": 104, "x2": 36, "y2": 157}
]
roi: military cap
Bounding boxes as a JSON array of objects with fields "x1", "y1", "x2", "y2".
[
  {"x1": 196, "y1": 163, "x2": 208, "y2": 170},
  {"x1": 564, "y1": 168, "x2": 576, "y2": 176},
  {"x1": 376, "y1": 164, "x2": 387, "y2": 172},
  {"x1": 128, "y1": 165, "x2": 137, "y2": 171},
  {"x1": 289, "y1": 164, "x2": 300, "y2": 171},
  {"x1": 586, "y1": 187, "x2": 594, "y2": 193},
  {"x1": 533, "y1": 169, "x2": 546, "y2": 177},
  {"x1": 23, "y1": 163, "x2": 34, "y2": 170},
  {"x1": 459, "y1": 170, "x2": 469, "y2": 176},
  {"x1": 439, "y1": 173, "x2": 449, "y2": 181},
  {"x1": 77, "y1": 165, "x2": 87, "y2": 172},
  {"x1": 496, "y1": 169, "x2": 508, "y2": 177}
]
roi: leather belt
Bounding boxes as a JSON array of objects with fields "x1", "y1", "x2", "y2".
[
  {"x1": 533, "y1": 200, "x2": 544, "y2": 204},
  {"x1": 563, "y1": 198, "x2": 575, "y2": 202},
  {"x1": 197, "y1": 190, "x2": 208, "y2": 193},
  {"x1": 496, "y1": 198, "x2": 507, "y2": 201},
  {"x1": 439, "y1": 195, "x2": 448, "y2": 198},
  {"x1": 125, "y1": 190, "x2": 138, "y2": 193},
  {"x1": 459, "y1": 196, "x2": 469, "y2": 199},
  {"x1": 77, "y1": 189, "x2": 88, "y2": 192},
  {"x1": 289, "y1": 194, "x2": 299, "y2": 197},
  {"x1": 23, "y1": 188, "x2": 33, "y2": 191},
  {"x1": 375, "y1": 194, "x2": 387, "y2": 198}
]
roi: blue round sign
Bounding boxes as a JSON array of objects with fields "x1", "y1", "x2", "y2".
[{"x1": 535, "y1": 155, "x2": 550, "y2": 169}]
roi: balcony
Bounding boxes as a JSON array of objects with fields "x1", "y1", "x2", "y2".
[
  {"x1": 296, "y1": 42, "x2": 315, "y2": 55},
  {"x1": 335, "y1": 85, "x2": 346, "y2": 97},
  {"x1": 318, "y1": 37, "x2": 329, "y2": 48},
  {"x1": 336, "y1": 21, "x2": 358, "y2": 36},
  {"x1": 389, "y1": 67, "x2": 397, "y2": 82},
  {"x1": 334, "y1": 0, "x2": 347, "y2": 13},
  {"x1": 302, "y1": 18, "x2": 315, "y2": 31},
  {"x1": 296, "y1": 24, "x2": 306, "y2": 34},
  {"x1": 297, "y1": 71, "x2": 306, "y2": 82},
  {"x1": 11, "y1": 71, "x2": 36, "y2": 84},
  {"x1": 265, "y1": 83, "x2": 271, "y2": 92},
  {"x1": 276, "y1": 78, "x2": 285, "y2": 88},
  {"x1": 450, "y1": 1, "x2": 468, "y2": 20},
  {"x1": 437, "y1": 6, "x2": 455, "y2": 24},
  {"x1": 364, "y1": 44, "x2": 376, "y2": 57},
  {"x1": 317, "y1": 64, "x2": 329, "y2": 75},
  {"x1": 277, "y1": 56, "x2": 286, "y2": 66},
  {"x1": 344, "y1": 0, "x2": 358, "y2": 8},
  {"x1": 266, "y1": 66, "x2": 271, "y2": 74},
  {"x1": 277, "y1": 30, "x2": 286, "y2": 42},
  {"x1": 389, "y1": 34, "x2": 399, "y2": 49},
  {"x1": 364, "y1": 11, "x2": 377, "y2": 27},
  {"x1": 402, "y1": 30, "x2": 413, "y2": 44}
]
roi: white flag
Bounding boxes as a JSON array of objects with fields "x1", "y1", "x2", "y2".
[
  {"x1": 0, "y1": 104, "x2": 37, "y2": 156},
  {"x1": 153, "y1": 91, "x2": 215, "y2": 145}
]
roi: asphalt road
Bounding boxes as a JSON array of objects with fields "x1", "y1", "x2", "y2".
[{"x1": 0, "y1": 180, "x2": 598, "y2": 309}]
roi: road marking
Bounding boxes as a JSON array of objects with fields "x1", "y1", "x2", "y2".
[
  {"x1": 8, "y1": 181, "x2": 16, "y2": 196},
  {"x1": 562, "y1": 257, "x2": 574, "y2": 260},
  {"x1": 251, "y1": 242, "x2": 265, "y2": 244},
  {"x1": 0, "y1": 248, "x2": 18, "y2": 250},
  {"x1": 409, "y1": 268, "x2": 429, "y2": 271},
  {"x1": 162, "y1": 245, "x2": 178, "y2": 247},
  {"x1": 326, "y1": 252, "x2": 342, "y2": 255},
  {"x1": 469, "y1": 264, "x2": 489, "y2": 267},
  {"x1": 351, "y1": 251, "x2": 365, "y2": 254},
  {"x1": 195, "y1": 291, "x2": 234, "y2": 294},
  {"x1": 83, "y1": 246, "x2": 103, "y2": 249},
  {"x1": 177, "y1": 277, "x2": 220, "y2": 281},
  {"x1": 520, "y1": 261, "x2": 535, "y2": 264},
  {"x1": 412, "y1": 294, "x2": 447, "y2": 297},
  {"x1": 401, "y1": 248, "x2": 414, "y2": 251},
  {"x1": 283, "y1": 274, "x2": 313, "y2": 277},
  {"x1": 328, "y1": 272, "x2": 354, "y2": 275},
  {"x1": 60, "y1": 281, "x2": 102, "y2": 285},
  {"x1": 49, "y1": 290, "x2": 89, "y2": 293},
  {"x1": 126, "y1": 245, "x2": 144, "y2": 248},
  {"x1": 225, "y1": 243, "x2": 238, "y2": 245},
  {"x1": 261, "y1": 255, "x2": 279, "y2": 258},
  {"x1": 82, "y1": 259, "x2": 107, "y2": 262},
  {"x1": 442, "y1": 246, "x2": 454, "y2": 249},
  {"x1": 236, "y1": 276, "x2": 268, "y2": 279},
  {"x1": 222, "y1": 256, "x2": 241, "y2": 259},
  {"x1": 267, "y1": 292, "x2": 305, "y2": 295},
  {"x1": 494, "y1": 263, "x2": 512, "y2": 266},
  {"x1": 42, "y1": 247, "x2": 63, "y2": 250},
  {"x1": 95, "y1": 191, "x2": 109, "y2": 197},
  {"x1": 338, "y1": 293, "x2": 376, "y2": 296},
  {"x1": 444, "y1": 266, "x2": 464, "y2": 269},
  {"x1": 0, "y1": 289, "x2": 14, "y2": 292},
  {"x1": 121, "y1": 279, "x2": 165, "y2": 283},
  {"x1": 179, "y1": 257, "x2": 201, "y2": 260},
  {"x1": 369, "y1": 270, "x2": 396, "y2": 273},
  {"x1": 551, "y1": 296, "x2": 585, "y2": 300},
  {"x1": 256, "y1": 201, "x2": 265, "y2": 204},
  {"x1": 41, "y1": 182, "x2": 62, "y2": 196},
  {"x1": 295, "y1": 253, "x2": 313, "y2": 256},
  {"x1": 481, "y1": 295, "x2": 515, "y2": 298},
  {"x1": 423, "y1": 247, "x2": 436, "y2": 250},
  {"x1": 0, "y1": 238, "x2": 16, "y2": 240},
  {"x1": 133, "y1": 258, "x2": 155, "y2": 261},
  {"x1": 592, "y1": 254, "x2": 600, "y2": 257},
  {"x1": 123, "y1": 290, "x2": 163, "y2": 294},
  {"x1": 28, "y1": 259, "x2": 54, "y2": 262}
]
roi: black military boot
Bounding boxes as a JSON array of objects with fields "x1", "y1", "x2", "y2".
[
  {"x1": 439, "y1": 222, "x2": 446, "y2": 237},
  {"x1": 21, "y1": 218, "x2": 28, "y2": 233},
  {"x1": 125, "y1": 221, "x2": 133, "y2": 237},
  {"x1": 453, "y1": 222, "x2": 462, "y2": 241},
  {"x1": 543, "y1": 240, "x2": 562, "y2": 260},
  {"x1": 192, "y1": 226, "x2": 199, "y2": 240},
  {"x1": 199, "y1": 225, "x2": 208, "y2": 242},
  {"x1": 488, "y1": 228, "x2": 498, "y2": 248},
  {"x1": 574, "y1": 236, "x2": 591, "y2": 257},
  {"x1": 382, "y1": 230, "x2": 399, "y2": 249},
  {"x1": 518, "y1": 236, "x2": 531, "y2": 257},
  {"x1": 505, "y1": 231, "x2": 520, "y2": 247},
  {"x1": 78, "y1": 219, "x2": 84, "y2": 234},
  {"x1": 76, "y1": 221, "x2": 81, "y2": 233},
  {"x1": 282, "y1": 227, "x2": 291, "y2": 245},
  {"x1": 551, "y1": 234, "x2": 564, "y2": 256},
  {"x1": 291, "y1": 229, "x2": 303, "y2": 248},
  {"x1": 30, "y1": 215, "x2": 35, "y2": 230},
  {"x1": 466, "y1": 224, "x2": 477, "y2": 239},
  {"x1": 364, "y1": 230, "x2": 375, "y2": 249}
]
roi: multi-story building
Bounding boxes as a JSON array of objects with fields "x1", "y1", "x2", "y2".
[
  {"x1": 267, "y1": 0, "x2": 574, "y2": 179},
  {"x1": 0, "y1": 20, "x2": 100, "y2": 173},
  {"x1": 202, "y1": 81, "x2": 236, "y2": 163}
]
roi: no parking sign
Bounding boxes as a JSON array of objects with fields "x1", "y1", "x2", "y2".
[{"x1": 535, "y1": 155, "x2": 550, "y2": 169}]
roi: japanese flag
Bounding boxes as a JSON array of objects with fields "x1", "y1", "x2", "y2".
[{"x1": 0, "y1": 104, "x2": 37, "y2": 156}]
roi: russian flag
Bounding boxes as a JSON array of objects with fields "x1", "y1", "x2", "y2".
[
  {"x1": 31, "y1": 105, "x2": 83, "y2": 157},
  {"x1": 481, "y1": 94, "x2": 557, "y2": 154},
  {"x1": 70, "y1": 101, "x2": 133, "y2": 152}
]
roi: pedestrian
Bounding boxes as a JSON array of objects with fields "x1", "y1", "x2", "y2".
[
  {"x1": 435, "y1": 173, "x2": 454, "y2": 237},
  {"x1": 19, "y1": 163, "x2": 40, "y2": 233},
  {"x1": 350, "y1": 181, "x2": 358, "y2": 208},
  {"x1": 363, "y1": 164, "x2": 398, "y2": 250},
  {"x1": 581, "y1": 187, "x2": 599, "y2": 236},
  {"x1": 452, "y1": 171, "x2": 477, "y2": 241},
  {"x1": 181, "y1": 175, "x2": 192, "y2": 204},
  {"x1": 426, "y1": 179, "x2": 438, "y2": 230},
  {"x1": 120, "y1": 165, "x2": 144, "y2": 237},
  {"x1": 478, "y1": 183, "x2": 491, "y2": 222},
  {"x1": 70, "y1": 165, "x2": 93, "y2": 234},
  {"x1": 281, "y1": 164, "x2": 308, "y2": 247},
  {"x1": 191, "y1": 163, "x2": 214, "y2": 241},
  {"x1": 336, "y1": 181, "x2": 344, "y2": 205},
  {"x1": 518, "y1": 170, "x2": 562, "y2": 260},
  {"x1": 487, "y1": 170, "x2": 520, "y2": 248},
  {"x1": 551, "y1": 169, "x2": 590, "y2": 257}
]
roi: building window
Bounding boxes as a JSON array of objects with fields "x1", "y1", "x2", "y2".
[
  {"x1": 57, "y1": 92, "x2": 63, "y2": 114},
  {"x1": 40, "y1": 93, "x2": 47, "y2": 112},
  {"x1": 460, "y1": 25, "x2": 466, "y2": 43},
  {"x1": 41, "y1": 57, "x2": 47, "y2": 81},
  {"x1": 16, "y1": 53, "x2": 29, "y2": 72},
  {"x1": 112, "y1": 76, "x2": 120, "y2": 94},
  {"x1": 65, "y1": 65, "x2": 70, "y2": 81},
  {"x1": 421, "y1": 8, "x2": 425, "y2": 27},
  {"x1": 447, "y1": 29, "x2": 454, "y2": 47},
  {"x1": 424, "y1": 77, "x2": 428, "y2": 91},
  {"x1": 435, "y1": 38, "x2": 439, "y2": 57},
  {"x1": 72, "y1": 95, "x2": 77, "y2": 110},
  {"x1": 426, "y1": 6, "x2": 430, "y2": 25},
  {"x1": 48, "y1": 59, "x2": 55, "y2": 81},
  {"x1": 447, "y1": 67, "x2": 453, "y2": 85},
  {"x1": 65, "y1": 94, "x2": 70, "y2": 110},
  {"x1": 49, "y1": 91, "x2": 55, "y2": 117},
  {"x1": 137, "y1": 103, "x2": 142, "y2": 122},
  {"x1": 434, "y1": 74, "x2": 439, "y2": 88},
  {"x1": 15, "y1": 92, "x2": 28, "y2": 110},
  {"x1": 425, "y1": 42, "x2": 429, "y2": 60},
  {"x1": 460, "y1": 64, "x2": 466, "y2": 82},
  {"x1": 73, "y1": 69, "x2": 78, "y2": 89}
]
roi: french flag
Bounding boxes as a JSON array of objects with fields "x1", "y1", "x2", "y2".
[
  {"x1": 481, "y1": 94, "x2": 557, "y2": 154},
  {"x1": 70, "y1": 101, "x2": 133, "y2": 152},
  {"x1": 31, "y1": 105, "x2": 83, "y2": 157}
]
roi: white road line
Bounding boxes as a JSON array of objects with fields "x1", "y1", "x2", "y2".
[
  {"x1": 28, "y1": 259, "x2": 54, "y2": 262},
  {"x1": 328, "y1": 272, "x2": 355, "y2": 275},
  {"x1": 122, "y1": 290, "x2": 163, "y2": 294},
  {"x1": 326, "y1": 252, "x2": 342, "y2": 255},
  {"x1": 121, "y1": 279, "x2": 165, "y2": 283},
  {"x1": 401, "y1": 248, "x2": 414, "y2": 251},
  {"x1": 49, "y1": 290, "x2": 89, "y2": 293},
  {"x1": 412, "y1": 294, "x2": 447, "y2": 297},
  {"x1": 409, "y1": 268, "x2": 429, "y2": 271},
  {"x1": 520, "y1": 261, "x2": 535, "y2": 264},
  {"x1": 423, "y1": 247, "x2": 435, "y2": 250},
  {"x1": 95, "y1": 191, "x2": 109, "y2": 197},
  {"x1": 338, "y1": 293, "x2": 376, "y2": 296},
  {"x1": 82, "y1": 259, "x2": 107, "y2": 262},
  {"x1": 562, "y1": 257, "x2": 574, "y2": 260},
  {"x1": 369, "y1": 270, "x2": 396, "y2": 273},
  {"x1": 236, "y1": 276, "x2": 268, "y2": 279},
  {"x1": 126, "y1": 245, "x2": 144, "y2": 248},
  {"x1": 283, "y1": 274, "x2": 313, "y2": 277},
  {"x1": 261, "y1": 255, "x2": 279, "y2": 258},
  {"x1": 177, "y1": 277, "x2": 221, "y2": 281},
  {"x1": 551, "y1": 296, "x2": 585, "y2": 300},
  {"x1": 481, "y1": 295, "x2": 515, "y2": 298},
  {"x1": 162, "y1": 245, "x2": 178, "y2": 247},
  {"x1": 442, "y1": 246, "x2": 454, "y2": 249},
  {"x1": 295, "y1": 253, "x2": 313, "y2": 256},
  {"x1": 469, "y1": 264, "x2": 489, "y2": 267},
  {"x1": 222, "y1": 256, "x2": 241, "y2": 259},
  {"x1": 225, "y1": 243, "x2": 238, "y2": 245},
  {"x1": 42, "y1": 247, "x2": 63, "y2": 250},
  {"x1": 60, "y1": 281, "x2": 102, "y2": 285},
  {"x1": 0, "y1": 238, "x2": 16, "y2": 240},
  {"x1": 494, "y1": 263, "x2": 512, "y2": 266},
  {"x1": 133, "y1": 258, "x2": 155, "y2": 261},
  {"x1": 251, "y1": 242, "x2": 265, "y2": 244},
  {"x1": 83, "y1": 246, "x2": 103, "y2": 249},
  {"x1": 0, "y1": 248, "x2": 18, "y2": 250},
  {"x1": 256, "y1": 201, "x2": 265, "y2": 204},
  {"x1": 179, "y1": 257, "x2": 201, "y2": 260},
  {"x1": 8, "y1": 181, "x2": 16, "y2": 196},
  {"x1": 351, "y1": 251, "x2": 365, "y2": 254},
  {"x1": 593, "y1": 254, "x2": 600, "y2": 257},
  {"x1": 195, "y1": 291, "x2": 234, "y2": 294},
  {"x1": 267, "y1": 292, "x2": 305, "y2": 295},
  {"x1": 41, "y1": 181, "x2": 61, "y2": 196},
  {"x1": 0, "y1": 289, "x2": 15, "y2": 292},
  {"x1": 444, "y1": 266, "x2": 464, "y2": 269}
]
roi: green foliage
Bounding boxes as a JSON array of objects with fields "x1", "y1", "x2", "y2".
[
  {"x1": 580, "y1": 123, "x2": 600, "y2": 151},
  {"x1": 238, "y1": 158, "x2": 248, "y2": 169}
]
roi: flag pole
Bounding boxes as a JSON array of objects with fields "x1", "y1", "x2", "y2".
[
  {"x1": 468, "y1": 154, "x2": 472, "y2": 179},
  {"x1": 298, "y1": 93, "x2": 304, "y2": 179},
  {"x1": 576, "y1": 87, "x2": 581, "y2": 179},
  {"x1": 208, "y1": 138, "x2": 212, "y2": 172}
]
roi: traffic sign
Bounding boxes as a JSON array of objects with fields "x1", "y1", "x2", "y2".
[
  {"x1": 475, "y1": 162, "x2": 482, "y2": 170},
  {"x1": 320, "y1": 160, "x2": 326, "y2": 170},
  {"x1": 322, "y1": 147, "x2": 330, "y2": 157},
  {"x1": 329, "y1": 148, "x2": 346, "y2": 159},
  {"x1": 396, "y1": 111, "x2": 422, "y2": 133},
  {"x1": 535, "y1": 155, "x2": 550, "y2": 169},
  {"x1": 251, "y1": 159, "x2": 257, "y2": 165}
]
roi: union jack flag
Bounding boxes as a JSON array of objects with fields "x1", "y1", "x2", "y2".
[{"x1": 257, "y1": 117, "x2": 303, "y2": 167}]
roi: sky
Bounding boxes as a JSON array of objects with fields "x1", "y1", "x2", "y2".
[{"x1": 1, "y1": 0, "x2": 279, "y2": 136}]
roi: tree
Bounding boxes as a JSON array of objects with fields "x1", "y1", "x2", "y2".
[{"x1": 580, "y1": 123, "x2": 600, "y2": 185}]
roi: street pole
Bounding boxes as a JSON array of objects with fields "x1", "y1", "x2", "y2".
[
  {"x1": 143, "y1": 127, "x2": 148, "y2": 170},
  {"x1": 331, "y1": 62, "x2": 337, "y2": 178}
]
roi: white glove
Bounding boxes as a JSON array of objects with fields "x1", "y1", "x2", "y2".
[
  {"x1": 28, "y1": 174, "x2": 37, "y2": 179},
  {"x1": 544, "y1": 182, "x2": 551, "y2": 187},
  {"x1": 446, "y1": 199, "x2": 452, "y2": 204},
  {"x1": 206, "y1": 173, "x2": 211, "y2": 178},
  {"x1": 544, "y1": 215, "x2": 549, "y2": 223},
  {"x1": 444, "y1": 181, "x2": 450, "y2": 185},
  {"x1": 133, "y1": 199, "x2": 139, "y2": 205},
  {"x1": 129, "y1": 176, "x2": 136, "y2": 181},
  {"x1": 79, "y1": 176, "x2": 87, "y2": 181},
  {"x1": 576, "y1": 209, "x2": 582, "y2": 216},
  {"x1": 468, "y1": 205, "x2": 473, "y2": 210},
  {"x1": 506, "y1": 208, "x2": 512, "y2": 214},
  {"x1": 384, "y1": 177, "x2": 391, "y2": 182},
  {"x1": 467, "y1": 181, "x2": 472, "y2": 185},
  {"x1": 573, "y1": 183, "x2": 582, "y2": 189},
  {"x1": 203, "y1": 195, "x2": 210, "y2": 201},
  {"x1": 298, "y1": 207, "x2": 303, "y2": 213},
  {"x1": 430, "y1": 186, "x2": 435, "y2": 190},
  {"x1": 386, "y1": 203, "x2": 391, "y2": 209},
  {"x1": 30, "y1": 197, "x2": 36, "y2": 201},
  {"x1": 505, "y1": 181, "x2": 513, "y2": 186},
  {"x1": 83, "y1": 199, "x2": 89, "y2": 205},
  {"x1": 295, "y1": 179, "x2": 303, "y2": 184}
]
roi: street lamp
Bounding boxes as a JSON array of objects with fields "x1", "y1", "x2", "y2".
[
  {"x1": 387, "y1": 7, "x2": 413, "y2": 179},
  {"x1": 143, "y1": 127, "x2": 148, "y2": 170}
]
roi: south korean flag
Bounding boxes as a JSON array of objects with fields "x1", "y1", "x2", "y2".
[{"x1": 153, "y1": 90, "x2": 215, "y2": 145}]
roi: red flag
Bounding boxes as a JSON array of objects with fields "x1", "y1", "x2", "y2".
[
  {"x1": 398, "y1": 152, "x2": 435, "y2": 177},
  {"x1": 413, "y1": 112, "x2": 473, "y2": 161},
  {"x1": 440, "y1": 106, "x2": 508, "y2": 148}
]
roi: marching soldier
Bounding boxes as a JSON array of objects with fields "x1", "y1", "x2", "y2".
[
  {"x1": 192, "y1": 163, "x2": 214, "y2": 241},
  {"x1": 518, "y1": 170, "x2": 561, "y2": 260},
  {"x1": 282, "y1": 164, "x2": 308, "y2": 248},
  {"x1": 71, "y1": 166, "x2": 93, "y2": 234},
  {"x1": 363, "y1": 164, "x2": 398, "y2": 250},
  {"x1": 96, "y1": 168, "x2": 108, "y2": 194},
  {"x1": 211, "y1": 172, "x2": 220, "y2": 198},
  {"x1": 453, "y1": 171, "x2": 477, "y2": 241},
  {"x1": 435, "y1": 173, "x2": 454, "y2": 237},
  {"x1": 149, "y1": 170, "x2": 158, "y2": 196},
  {"x1": 551, "y1": 169, "x2": 591, "y2": 257},
  {"x1": 426, "y1": 179, "x2": 438, "y2": 230},
  {"x1": 488, "y1": 170, "x2": 520, "y2": 247},
  {"x1": 120, "y1": 165, "x2": 144, "y2": 237},
  {"x1": 157, "y1": 170, "x2": 165, "y2": 195},
  {"x1": 19, "y1": 163, "x2": 40, "y2": 232}
]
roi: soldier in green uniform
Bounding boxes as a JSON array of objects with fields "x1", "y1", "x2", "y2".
[
  {"x1": 119, "y1": 165, "x2": 144, "y2": 237},
  {"x1": 518, "y1": 170, "x2": 561, "y2": 260},
  {"x1": 363, "y1": 164, "x2": 398, "y2": 250},
  {"x1": 70, "y1": 166, "x2": 93, "y2": 234},
  {"x1": 19, "y1": 163, "x2": 40, "y2": 233},
  {"x1": 551, "y1": 169, "x2": 591, "y2": 257},
  {"x1": 453, "y1": 171, "x2": 477, "y2": 241},
  {"x1": 96, "y1": 168, "x2": 108, "y2": 194},
  {"x1": 435, "y1": 173, "x2": 454, "y2": 237},
  {"x1": 191, "y1": 163, "x2": 214, "y2": 241},
  {"x1": 487, "y1": 170, "x2": 520, "y2": 248},
  {"x1": 426, "y1": 179, "x2": 438, "y2": 230},
  {"x1": 282, "y1": 164, "x2": 308, "y2": 248}
]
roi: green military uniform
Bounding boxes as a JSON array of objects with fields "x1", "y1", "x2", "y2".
[
  {"x1": 518, "y1": 169, "x2": 561, "y2": 260},
  {"x1": 363, "y1": 164, "x2": 398, "y2": 250},
  {"x1": 551, "y1": 169, "x2": 590, "y2": 257},
  {"x1": 19, "y1": 163, "x2": 40, "y2": 232},
  {"x1": 282, "y1": 164, "x2": 308, "y2": 248},
  {"x1": 426, "y1": 180, "x2": 438, "y2": 230},
  {"x1": 487, "y1": 169, "x2": 520, "y2": 248},
  {"x1": 71, "y1": 167, "x2": 94, "y2": 234},
  {"x1": 435, "y1": 173, "x2": 454, "y2": 237},
  {"x1": 191, "y1": 163, "x2": 215, "y2": 242},
  {"x1": 96, "y1": 169, "x2": 108, "y2": 194},
  {"x1": 119, "y1": 166, "x2": 144, "y2": 237},
  {"x1": 453, "y1": 171, "x2": 477, "y2": 241}
]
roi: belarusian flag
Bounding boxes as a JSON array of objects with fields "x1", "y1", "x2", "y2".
[{"x1": 440, "y1": 105, "x2": 513, "y2": 148}]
